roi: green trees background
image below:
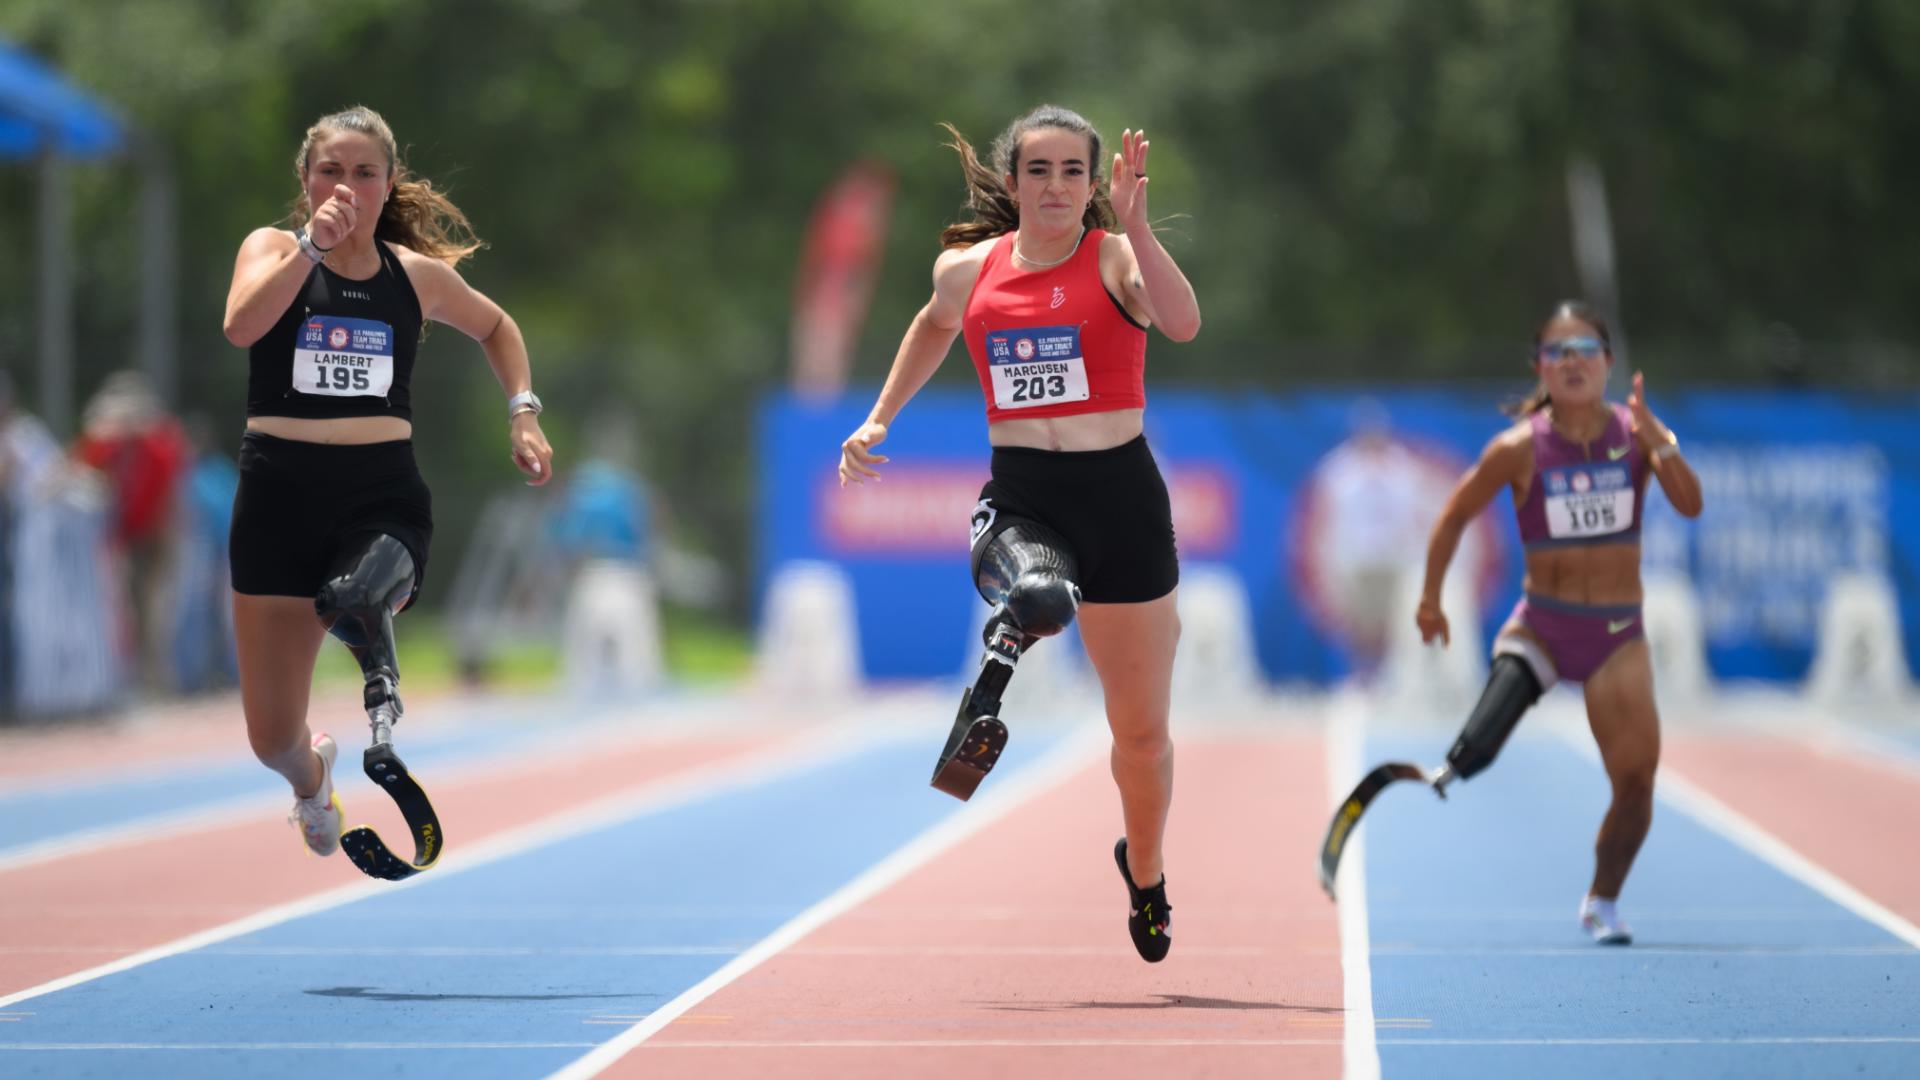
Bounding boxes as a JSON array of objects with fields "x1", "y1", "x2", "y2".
[{"x1": 4, "y1": 0, "x2": 1915, "y2": 614}]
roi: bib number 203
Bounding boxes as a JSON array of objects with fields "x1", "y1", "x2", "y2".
[
  {"x1": 316, "y1": 367, "x2": 371, "y2": 392},
  {"x1": 1010, "y1": 374, "x2": 1067, "y2": 403}
]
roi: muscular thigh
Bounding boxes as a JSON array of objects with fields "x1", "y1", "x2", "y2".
[
  {"x1": 1079, "y1": 592, "x2": 1180, "y2": 739},
  {"x1": 232, "y1": 592, "x2": 327, "y2": 725},
  {"x1": 1582, "y1": 638, "x2": 1661, "y2": 777}
]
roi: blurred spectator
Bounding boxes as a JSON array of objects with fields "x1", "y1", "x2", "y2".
[
  {"x1": 547, "y1": 412, "x2": 653, "y2": 568},
  {"x1": 70, "y1": 371, "x2": 190, "y2": 693},
  {"x1": 3, "y1": 371, "x2": 122, "y2": 719},
  {"x1": 1302, "y1": 399, "x2": 1444, "y2": 676},
  {"x1": 1, "y1": 371, "x2": 62, "y2": 719},
  {"x1": 167, "y1": 416, "x2": 240, "y2": 693}
]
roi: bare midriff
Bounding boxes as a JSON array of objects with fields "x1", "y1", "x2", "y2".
[
  {"x1": 246, "y1": 415, "x2": 412, "y2": 445},
  {"x1": 987, "y1": 407, "x2": 1143, "y2": 452},
  {"x1": 1522, "y1": 542, "x2": 1642, "y2": 606}
]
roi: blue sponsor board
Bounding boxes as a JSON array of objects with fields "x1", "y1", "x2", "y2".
[{"x1": 759, "y1": 387, "x2": 1920, "y2": 683}]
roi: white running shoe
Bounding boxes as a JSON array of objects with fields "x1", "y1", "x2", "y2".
[
  {"x1": 1580, "y1": 895, "x2": 1633, "y2": 945},
  {"x1": 287, "y1": 733, "x2": 343, "y2": 857}
]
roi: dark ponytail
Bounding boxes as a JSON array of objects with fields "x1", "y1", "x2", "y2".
[{"x1": 938, "y1": 105, "x2": 1116, "y2": 249}]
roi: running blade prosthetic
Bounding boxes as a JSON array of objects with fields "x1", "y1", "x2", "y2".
[
  {"x1": 1318, "y1": 761, "x2": 1449, "y2": 899},
  {"x1": 339, "y1": 680, "x2": 443, "y2": 881},
  {"x1": 930, "y1": 687, "x2": 1008, "y2": 801}
]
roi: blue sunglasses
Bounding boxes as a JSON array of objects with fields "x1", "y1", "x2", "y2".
[{"x1": 1536, "y1": 336, "x2": 1607, "y2": 363}]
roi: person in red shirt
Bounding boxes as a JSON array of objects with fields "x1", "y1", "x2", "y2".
[
  {"x1": 839, "y1": 104, "x2": 1201, "y2": 963},
  {"x1": 72, "y1": 371, "x2": 190, "y2": 691}
]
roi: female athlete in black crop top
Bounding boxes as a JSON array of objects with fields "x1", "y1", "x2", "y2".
[{"x1": 221, "y1": 105, "x2": 553, "y2": 872}]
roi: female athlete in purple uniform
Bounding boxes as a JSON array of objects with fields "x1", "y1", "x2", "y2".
[{"x1": 1416, "y1": 301, "x2": 1704, "y2": 943}]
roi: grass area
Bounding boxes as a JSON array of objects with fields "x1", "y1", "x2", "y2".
[{"x1": 311, "y1": 604, "x2": 753, "y2": 693}]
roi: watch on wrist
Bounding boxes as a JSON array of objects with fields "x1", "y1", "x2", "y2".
[
  {"x1": 1652, "y1": 432, "x2": 1680, "y2": 462},
  {"x1": 294, "y1": 226, "x2": 329, "y2": 264},
  {"x1": 507, "y1": 390, "x2": 543, "y2": 419}
]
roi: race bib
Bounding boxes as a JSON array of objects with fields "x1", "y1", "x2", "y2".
[
  {"x1": 293, "y1": 315, "x2": 395, "y2": 398},
  {"x1": 985, "y1": 325, "x2": 1090, "y2": 410},
  {"x1": 1542, "y1": 462, "x2": 1634, "y2": 539}
]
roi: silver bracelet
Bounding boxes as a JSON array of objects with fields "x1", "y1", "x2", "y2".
[
  {"x1": 294, "y1": 227, "x2": 330, "y2": 264},
  {"x1": 507, "y1": 390, "x2": 543, "y2": 419}
]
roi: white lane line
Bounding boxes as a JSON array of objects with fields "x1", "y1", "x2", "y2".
[
  {"x1": 543, "y1": 722, "x2": 1110, "y2": 1080},
  {"x1": 0, "y1": 793, "x2": 283, "y2": 875},
  {"x1": 1326, "y1": 688, "x2": 1381, "y2": 1080},
  {"x1": 0, "y1": 713, "x2": 817, "y2": 875},
  {"x1": 1656, "y1": 766, "x2": 1920, "y2": 951},
  {"x1": 0, "y1": 722, "x2": 905, "y2": 1012},
  {"x1": 1552, "y1": 727, "x2": 1920, "y2": 952},
  {"x1": 12, "y1": 1035, "x2": 1920, "y2": 1052}
]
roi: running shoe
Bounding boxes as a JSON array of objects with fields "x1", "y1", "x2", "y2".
[
  {"x1": 1114, "y1": 837, "x2": 1172, "y2": 963},
  {"x1": 1579, "y1": 894, "x2": 1632, "y2": 946},
  {"x1": 287, "y1": 733, "x2": 343, "y2": 857}
]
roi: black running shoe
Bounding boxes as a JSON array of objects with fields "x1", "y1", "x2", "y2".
[{"x1": 1113, "y1": 837, "x2": 1172, "y2": 963}]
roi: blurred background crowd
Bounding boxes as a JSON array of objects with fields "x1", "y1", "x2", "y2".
[{"x1": 2, "y1": 1, "x2": 1915, "y2": 721}]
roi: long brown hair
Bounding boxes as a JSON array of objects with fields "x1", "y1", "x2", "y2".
[
  {"x1": 1506, "y1": 300, "x2": 1613, "y2": 417},
  {"x1": 286, "y1": 105, "x2": 484, "y2": 266},
  {"x1": 938, "y1": 105, "x2": 1117, "y2": 249}
]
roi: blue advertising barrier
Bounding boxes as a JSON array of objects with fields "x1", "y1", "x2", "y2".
[{"x1": 758, "y1": 387, "x2": 1920, "y2": 684}]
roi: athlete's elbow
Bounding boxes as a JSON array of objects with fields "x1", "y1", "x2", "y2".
[
  {"x1": 222, "y1": 316, "x2": 257, "y2": 349},
  {"x1": 1161, "y1": 313, "x2": 1201, "y2": 343}
]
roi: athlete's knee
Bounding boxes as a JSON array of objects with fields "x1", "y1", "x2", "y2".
[
  {"x1": 1109, "y1": 723, "x2": 1172, "y2": 766},
  {"x1": 1444, "y1": 652, "x2": 1545, "y2": 781},
  {"x1": 1609, "y1": 760, "x2": 1658, "y2": 805},
  {"x1": 247, "y1": 721, "x2": 307, "y2": 772},
  {"x1": 976, "y1": 522, "x2": 1081, "y2": 638}
]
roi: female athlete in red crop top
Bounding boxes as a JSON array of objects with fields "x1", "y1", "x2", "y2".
[{"x1": 838, "y1": 105, "x2": 1200, "y2": 963}]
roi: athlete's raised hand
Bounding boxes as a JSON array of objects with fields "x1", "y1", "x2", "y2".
[
  {"x1": 839, "y1": 420, "x2": 890, "y2": 486},
  {"x1": 1110, "y1": 128, "x2": 1151, "y2": 235},
  {"x1": 306, "y1": 184, "x2": 359, "y2": 251},
  {"x1": 1626, "y1": 371, "x2": 1673, "y2": 452}
]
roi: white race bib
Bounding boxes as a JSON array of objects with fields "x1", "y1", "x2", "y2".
[
  {"x1": 985, "y1": 325, "x2": 1090, "y2": 410},
  {"x1": 1542, "y1": 462, "x2": 1634, "y2": 539},
  {"x1": 293, "y1": 314, "x2": 395, "y2": 398}
]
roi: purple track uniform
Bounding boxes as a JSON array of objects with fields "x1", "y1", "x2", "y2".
[{"x1": 1496, "y1": 403, "x2": 1650, "y2": 686}]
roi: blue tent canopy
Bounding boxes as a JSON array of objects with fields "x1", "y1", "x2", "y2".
[{"x1": 0, "y1": 40, "x2": 121, "y2": 159}]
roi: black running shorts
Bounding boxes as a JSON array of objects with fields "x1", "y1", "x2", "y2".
[
  {"x1": 229, "y1": 432, "x2": 433, "y2": 605},
  {"x1": 968, "y1": 434, "x2": 1179, "y2": 605}
]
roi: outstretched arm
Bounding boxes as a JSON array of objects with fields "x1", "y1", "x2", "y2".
[
  {"x1": 407, "y1": 253, "x2": 554, "y2": 486},
  {"x1": 839, "y1": 245, "x2": 980, "y2": 485},
  {"x1": 1109, "y1": 129, "x2": 1200, "y2": 342},
  {"x1": 1418, "y1": 428, "x2": 1530, "y2": 645}
]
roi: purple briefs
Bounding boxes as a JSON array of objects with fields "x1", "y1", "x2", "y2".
[{"x1": 1497, "y1": 592, "x2": 1643, "y2": 685}]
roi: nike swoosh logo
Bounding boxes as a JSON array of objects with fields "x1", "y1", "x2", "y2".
[
  {"x1": 1607, "y1": 618, "x2": 1636, "y2": 634},
  {"x1": 1607, "y1": 444, "x2": 1631, "y2": 460}
]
